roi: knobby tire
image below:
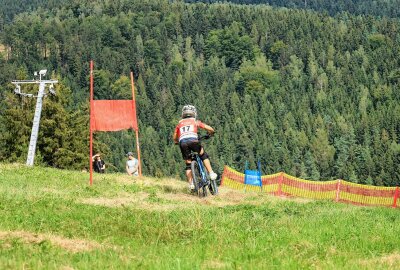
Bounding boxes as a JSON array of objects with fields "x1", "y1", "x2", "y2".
[
  {"x1": 191, "y1": 160, "x2": 201, "y2": 196},
  {"x1": 191, "y1": 160, "x2": 207, "y2": 197},
  {"x1": 209, "y1": 179, "x2": 218, "y2": 195}
]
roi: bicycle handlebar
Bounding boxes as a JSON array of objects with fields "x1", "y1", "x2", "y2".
[{"x1": 199, "y1": 133, "x2": 214, "y2": 141}]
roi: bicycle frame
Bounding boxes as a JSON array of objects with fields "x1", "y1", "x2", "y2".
[
  {"x1": 186, "y1": 134, "x2": 218, "y2": 197},
  {"x1": 194, "y1": 154, "x2": 208, "y2": 187}
]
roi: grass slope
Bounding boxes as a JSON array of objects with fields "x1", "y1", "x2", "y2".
[{"x1": 0, "y1": 163, "x2": 399, "y2": 269}]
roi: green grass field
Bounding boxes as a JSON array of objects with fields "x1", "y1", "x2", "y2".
[{"x1": 0, "y1": 163, "x2": 399, "y2": 269}]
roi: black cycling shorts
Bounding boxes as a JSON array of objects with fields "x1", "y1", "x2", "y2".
[{"x1": 179, "y1": 139, "x2": 202, "y2": 160}]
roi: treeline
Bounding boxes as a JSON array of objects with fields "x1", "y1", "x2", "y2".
[
  {"x1": 0, "y1": 0, "x2": 65, "y2": 27},
  {"x1": 185, "y1": 0, "x2": 400, "y2": 18},
  {"x1": 1, "y1": 0, "x2": 400, "y2": 186}
]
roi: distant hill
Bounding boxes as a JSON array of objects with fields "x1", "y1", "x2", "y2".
[
  {"x1": 1, "y1": 0, "x2": 400, "y2": 186},
  {"x1": 0, "y1": 0, "x2": 64, "y2": 25},
  {"x1": 185, "y1": 0, "x2": 400, "y2": 18}
]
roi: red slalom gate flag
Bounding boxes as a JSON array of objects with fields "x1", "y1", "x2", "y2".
[
  {"x1": 89, "y1": 61, "x2": 142, "y2": 185},
  {"x1": 91, "y1": 100, "x2": 137, "y2": 131}
]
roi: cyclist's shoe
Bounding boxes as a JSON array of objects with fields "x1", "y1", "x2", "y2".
[
  {"x1": 189, "y1": 183, "x2": 195, "y2": 191},
  {"x1": 209, "y1": 172, "x2": 218, "y2": 181}
]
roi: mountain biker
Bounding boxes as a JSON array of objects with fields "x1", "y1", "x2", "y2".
[{"x1": 173, "y1": 105, "x2": 218, "y2": 190}]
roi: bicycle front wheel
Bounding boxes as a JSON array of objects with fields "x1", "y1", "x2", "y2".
[
  {"x1": 191, "y1": 161, "x2": 207, "y2": 197},
  {"x1": 209, "y1": 179, "x2": 218, "y2": 195},
  {"x1": 191, "y1": 161, "x2": 201, "y2": 196}
]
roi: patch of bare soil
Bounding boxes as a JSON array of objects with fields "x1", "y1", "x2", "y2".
[
  {"x1": 222, "y1": 187, "x2": 316, "y2": 205},
  {"x1": 60, "y1": 267, "x2": 75, "y2": 270},
  {"x1": 136, "y1": 201, "x2": 193, "y2": 211},
  {"x1": 79, "y1": 191, "x2": 190, "y2": 211},
  {"x1": 114, "y1": 175, "x2": 137, "y2": 185},
  {"x1": 80, "y1": 184, "x2": 282, "y2": 211},
  {"x1": 41, "y1": 188, "x2": 65, "y2": 195},
  {"x1": 0, "y1": 162, "x2": 24, "y2": 170},
  {"x1": 0, "y1": 230, "x2": 102, "y2": 253},
  {"x1": 272, "y1": 195, "x2": 314, "y2": 204},
  {"x1": 359, "y1": 252, "x2": 400, "y2": 267},
  {"x1": 291, "y1": 197, "x2": 314, "y2": 203},
  {"x1": 201, "y1": 259, "x2": 230, "y2": 269},
  {"x1": 116, "y1": 175, "x2": 186, "y2": 190},
  {"x1": 381, "y1": 253, "x2": 400, "y2": 266},
  {"x1": 79, "y1": 191, "x2": 149, "y2": 207},
  {"x1": 158, "y1": 188, "x2": 270, "y2": 208},
  {"x1": 82, "y1": 176, "x2": 312, "y2": 211},
  {"x1": 211, "y1": 190, "x2": 274, "y2": 207}
]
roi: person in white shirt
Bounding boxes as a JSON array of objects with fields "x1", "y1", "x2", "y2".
[{"x1": 126, "y1": 152, "x2": 139, "y2": 176}]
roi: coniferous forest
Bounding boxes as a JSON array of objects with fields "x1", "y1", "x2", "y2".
[
  {"x1": 1, "y1": 0, "x2": 400, "y2": 186},
  {"x1": 186, "y1": 0, "x2": 400, "y2": 18}
]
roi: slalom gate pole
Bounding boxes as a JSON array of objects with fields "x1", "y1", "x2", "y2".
[
  {"x1": 135, "y1": 129, "x2": 142, "y2": 176},
  {"x1": 130, "y1": 71, "x2": 142, "y2": 176},
  {"x1": 89, "y1": 61, "x2": 94, "y2": 185}
]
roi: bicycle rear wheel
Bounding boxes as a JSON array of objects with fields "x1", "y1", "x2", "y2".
[{"x1": 191, "y1": 161, "x2": 201, "y2": 196}]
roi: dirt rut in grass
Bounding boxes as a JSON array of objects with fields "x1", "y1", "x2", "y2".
[
  {"x1": 80, "y1": 178, "x2": 276, "y2": 210},
  {"x1": 0, "y1": 230, "x2": 104, "y2": 253}
]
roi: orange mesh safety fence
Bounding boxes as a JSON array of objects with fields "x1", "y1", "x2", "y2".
[
  {"x1": 221, "y1": 166, "x2": 245, "y2": 191},
  {"x1": 261, "y1": 173, "x2": 281, "y2": 194},
  {"x1": 338, "y1": 181, "x2": 397, "y2": 207},
  {"x1": 280, "y1": 174, "x2": 338, "y2": 200},
  {"x1": 220, "y1": 166, "x2": 399, "y2": 208}
]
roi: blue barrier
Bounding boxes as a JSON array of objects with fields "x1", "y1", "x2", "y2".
[{"x1": 244, "y1": 160, "x2": 262, "y2": 190}]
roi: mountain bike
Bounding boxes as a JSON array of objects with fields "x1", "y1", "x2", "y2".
[{"x1": 190, "y1": 134, "x2": 218, "y2": 197}]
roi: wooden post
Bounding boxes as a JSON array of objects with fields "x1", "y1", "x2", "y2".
[
  {"x1": 277, "y1": 172, "x2": 283, "y2": 196},
  {"x1": 220, "y1": 166, "x2": 227, "y2": 186},
  {"x1": 393, "y1": 186, "x2": 399, "y2": 208},
  {"x1": 89, "y1": 61, "x2": 94, "y2": 186},
  {"x1": 130, "y1": 71, "x2": 142, "y2": 176},
  {"x1": 335, "y1": 179, "x2": 341, "y2": 202}
]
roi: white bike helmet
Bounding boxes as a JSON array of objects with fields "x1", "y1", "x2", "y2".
[{"x1": 181, "y1": 105, "x2": 197, "y2": 119}]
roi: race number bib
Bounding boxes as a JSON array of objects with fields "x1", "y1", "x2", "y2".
[{"x1": 180, "y1": 125, "x2": 194, "y2": 134}]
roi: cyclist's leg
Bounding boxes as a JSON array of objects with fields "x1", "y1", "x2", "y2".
[
  {"x1": 185, "y1": 160, "x2": 192, "y2": 183},
  {"x1": 200, "y1": 149, "x2": 212, "y2": 172},
  {"x1": 180, "y1": 140, "x2": 194, "y2": 187},
  {"x1": 199, "y1": 147, "x2": 217, "y2": 180}
]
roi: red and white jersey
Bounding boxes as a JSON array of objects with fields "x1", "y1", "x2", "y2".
[{"x1": 175, "y1": 118, "x2": 206, "y2": 142}]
